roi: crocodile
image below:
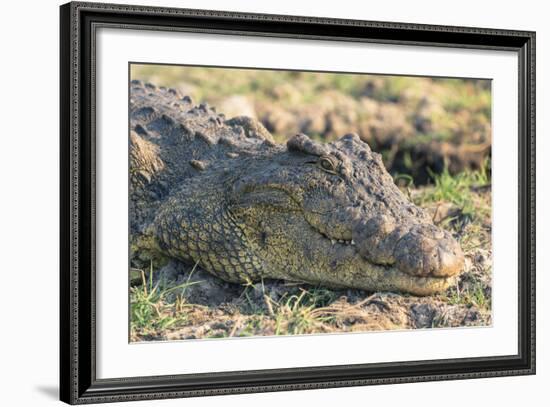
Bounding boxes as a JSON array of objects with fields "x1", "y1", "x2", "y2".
[{"x1": 129, "y1": 80, "x2": 464, "y2": 296}]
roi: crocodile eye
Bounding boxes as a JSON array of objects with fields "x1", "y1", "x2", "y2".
[{"x1": 319, "y1": 156, "x2": 337, "y2": 172}]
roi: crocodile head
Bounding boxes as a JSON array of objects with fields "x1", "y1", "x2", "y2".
[{"x1": 227, "y1": 133, "x2": 464, "y2": 295}]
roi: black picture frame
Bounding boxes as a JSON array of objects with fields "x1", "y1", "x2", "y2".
[{"x1": 60, "y1": 1, "x2": 536, "y2": 404}]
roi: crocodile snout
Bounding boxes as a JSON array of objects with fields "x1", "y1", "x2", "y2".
[
  {"x1": 393, "y1": 224, "x2": 464, "y2": 277},
  {"x1": 352, "y1": 215, "x2": 464, "y2": 279}
]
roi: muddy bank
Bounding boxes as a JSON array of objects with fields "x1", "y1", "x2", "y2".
[{"x1": 131, "y1": 246, "x2": 491, "y2": 341}]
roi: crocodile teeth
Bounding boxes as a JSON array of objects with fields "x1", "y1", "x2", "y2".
[
  {"x1": 351, "y1": 240, "x2": 356, "y2": 246},
  {"x1": 330, "y1": 238, "x2": 354, "y2": 246}
]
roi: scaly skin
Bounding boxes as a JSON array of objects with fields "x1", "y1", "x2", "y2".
[{"x1": 130, "y1": 80, "x2": 464, "y2": 295}]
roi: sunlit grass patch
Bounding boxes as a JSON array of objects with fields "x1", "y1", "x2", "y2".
[
  {"x1": 414, "y1": 159, "x2": 491, "y2": 224},
  {"x1": 446, "y1": 280, "x2": 490, "y2": 308},
  {"x1": 130, "y1": 261, "x2": 202, "y2": 340},
  {"x1": 269, "y1": 289, "x2": 336, "y2": 335}
]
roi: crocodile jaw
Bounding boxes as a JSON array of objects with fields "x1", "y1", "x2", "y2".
[{"x1": 312, "y1": 243, "x2": 457, "y2": 296}]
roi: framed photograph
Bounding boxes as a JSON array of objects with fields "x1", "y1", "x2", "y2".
[{"x1": 60, "y1": 1, "x2": 535, "y2": 404}]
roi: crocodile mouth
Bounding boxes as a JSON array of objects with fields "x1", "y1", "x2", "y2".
[
  {"x1": 315, "y1": 228, "x2": 356, "y2": 247},
  {"x1": 307, "y1": 214, "x2": 464, "y2": 282},
  {"x1": 233, "y1": 183, "x2": 463, "y2": 292},
  {"x1": 304, "y1": 222, "x2": 457, "y2": 295}
]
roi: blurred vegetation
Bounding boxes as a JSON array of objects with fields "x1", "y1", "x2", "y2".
[{"x1": 132, "y1": 64, "x2": 491, "y2": 183}]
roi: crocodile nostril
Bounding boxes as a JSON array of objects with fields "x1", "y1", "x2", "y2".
[{"x1": 433, "y1": 239, "x2": 464, "y2": 277}]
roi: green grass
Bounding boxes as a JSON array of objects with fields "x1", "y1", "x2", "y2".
[
  {"x1": 130, "y1": 261, "x2": 202, "y2": 339},
  {"x1": 415, "y1": 159, "x2": 491, "y2": 223},
  {"x1": 444, "y1": 279, "x2": 491, "y2": 310},
  {"x1": 237, "y1": 283, "x2": 340, "y2": 336},
  {"x1": 271, "y1": 289, "x2": 335, "y2": 335}
]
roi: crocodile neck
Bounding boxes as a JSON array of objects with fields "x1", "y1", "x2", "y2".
[{"x1": 152, "y1": 175, "x2": 266, "y2": 283}]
